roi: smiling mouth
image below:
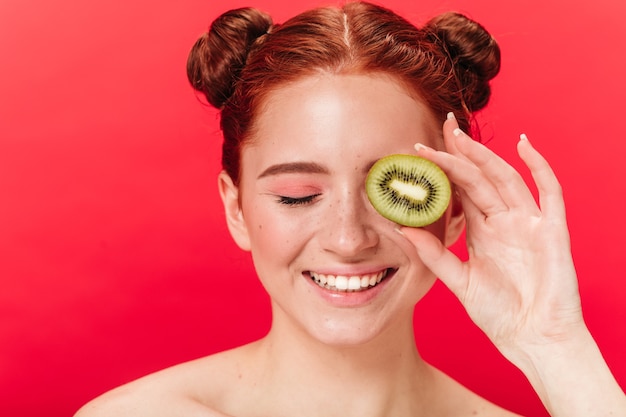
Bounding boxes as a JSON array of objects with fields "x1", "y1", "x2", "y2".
[{"x1": 308, "y1": 269, "x2": 394, "y2": 292}]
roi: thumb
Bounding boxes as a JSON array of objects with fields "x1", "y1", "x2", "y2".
[{"x1": 400, "y1": 227, "x2": 467, "y2": 298}]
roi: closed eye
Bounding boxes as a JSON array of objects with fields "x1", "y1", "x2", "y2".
[{"x1": 277, "y1": 194, "x2": 321, "y2": 206}]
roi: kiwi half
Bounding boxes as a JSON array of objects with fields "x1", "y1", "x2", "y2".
[{"x1": 366, "y1": 154, "x2": 451, "y2": 227}]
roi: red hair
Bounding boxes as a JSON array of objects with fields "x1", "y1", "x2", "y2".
[{"x1": 187, "y1": 2, "x2": 500, "y2": 184}]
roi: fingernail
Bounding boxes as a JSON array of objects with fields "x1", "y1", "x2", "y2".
[
  {"x1": 447, "y1": 112, "x2": 456, "y2": 120},
  {"x1": 394, "y1": 226, "x2": 405, "y2": 236},
  {"x1": 414, "y1": 143, "x2": 433, "y2": 152},
  {"x1": 453, "y1": 128, "x2": 464, "y2": 137},
  {"x1": 519, "y1": 133, "x2": 529, "y2": 141}
]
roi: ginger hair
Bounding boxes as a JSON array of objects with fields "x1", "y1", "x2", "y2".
[{"x1": 187, "y1": 2, "x2": 500, "y2": 184}]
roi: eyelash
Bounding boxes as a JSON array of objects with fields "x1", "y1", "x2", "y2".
[{"x1": 277, "y1": 194, "x2": 321, "y2": 206}]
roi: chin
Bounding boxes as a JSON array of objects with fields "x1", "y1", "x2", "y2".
[{"x1": 304, "y1": 312, "x2": 411, "y2": 349}]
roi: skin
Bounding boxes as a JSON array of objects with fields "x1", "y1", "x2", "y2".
[
  {"x1": 224, "y1": 72, "x2": 461, "y2": 348},
  {"x1": 410, "y1": 122, "x2": 626, "y2": 416},
  {"x1": 75, "y1": 73, "x2": 626, "y2": 417}
]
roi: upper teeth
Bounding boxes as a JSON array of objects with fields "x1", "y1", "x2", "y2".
[{"x1": 309, "y1": 270, "x2": 388, "y2": 292}]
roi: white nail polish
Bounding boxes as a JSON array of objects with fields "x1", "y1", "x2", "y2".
[
  {"x1": 520, "y1": 133, "x2": 528, "y2": 141},
  {"x1": 453, "y1": 128, "x2": 463, "y2": 137},
  {"x1": 414, "y1": 143, "x2": 431, "y2": 152},
  {"x1": 447, "y1": 112, "x2": 456, "y2": 120}
]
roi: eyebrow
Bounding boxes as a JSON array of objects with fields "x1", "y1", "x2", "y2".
[
  {"x1": 257, "y1": 161, "x2": 330, "y2": 179},
  {"x1": 257, "y1": 159, "x2": 382, "y2": 179}
]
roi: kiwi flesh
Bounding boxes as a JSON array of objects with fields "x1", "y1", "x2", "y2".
[{"x1": 366, "y1": 154, "x2": 451, "y2": 227}]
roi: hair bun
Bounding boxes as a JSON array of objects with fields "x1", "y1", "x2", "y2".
[
  {"x1": 186, "y1": 8, "x2": 273, "y2": 108},
  {"x1": 425, "y1": 12, "x2": 501, "y2": 112}
]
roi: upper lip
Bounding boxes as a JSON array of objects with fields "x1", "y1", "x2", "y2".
[{"x1": 304, "y1": 267, "x2": 395, "y2": 277}]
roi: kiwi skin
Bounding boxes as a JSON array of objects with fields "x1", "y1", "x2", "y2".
[{"x1": 365, "y1": 154, "x2": 451, "y2": 227}]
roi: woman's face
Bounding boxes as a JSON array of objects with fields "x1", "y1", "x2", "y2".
[{"x1": 220, "y1": 73, "x2": 463, "y2": 346}]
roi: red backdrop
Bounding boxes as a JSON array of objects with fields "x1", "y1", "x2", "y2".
[{"x1": 1, "y1": 0, "x2": 625, "y2": 416}]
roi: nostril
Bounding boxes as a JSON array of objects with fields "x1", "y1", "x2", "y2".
[{"x1": 322, "y1": 221, "x2": 379, "y2": 257}]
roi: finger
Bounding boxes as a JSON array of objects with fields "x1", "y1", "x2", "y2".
[
  {"x1": 455, "y1": 187, "x2": 485, "y2": 229},
  {"x1": 415, "y1": 142, "x2": 509, "y2": 217},
  {"x1": 440, "y1": 114, "x2": 502, "y2": 224},
  {"x1": 400, "y1": 226, "x2": 468, "y2": 299},
  {"x1": 517, "y1": 134, "x2": 567, "y2": 221},
  {"x1": 442, "y1": 113, "x2": 471, "y2": 162},
  {"x1": 448, "y1": 125, "x2": 540, "y2": 214}
]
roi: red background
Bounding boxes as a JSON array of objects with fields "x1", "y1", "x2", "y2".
[{"x1": 1, "y1": 0, "x2": 625, "y2": 416}]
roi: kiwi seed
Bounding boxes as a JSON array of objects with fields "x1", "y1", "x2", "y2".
[{"x1": 365, "y1": 154, "x2": 451, "y2": 227}]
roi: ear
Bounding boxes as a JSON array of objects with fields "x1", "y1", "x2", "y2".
[
  {"x1": 218, "y1": 171, "x2": 251, "y2": 251},
  {"x1": 443, "y1": 192, "x2": 465, "y2": 247}
]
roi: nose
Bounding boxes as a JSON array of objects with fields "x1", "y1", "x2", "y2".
[{"x1": 319, "y1": 190, "x2": 379, "y2": 258}]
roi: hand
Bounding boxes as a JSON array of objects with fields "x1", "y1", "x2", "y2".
[{"x1": 403, "y1": 114, "x2": 584, "y2": 359}]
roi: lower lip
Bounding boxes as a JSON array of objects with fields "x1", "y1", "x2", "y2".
[{"x1": 303, "y1": 270, "x2": 395, "y2": 307}]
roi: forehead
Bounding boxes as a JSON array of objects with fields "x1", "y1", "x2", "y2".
[{"x1": 243, "y1": 73, "x2": 442, "y2": 172}]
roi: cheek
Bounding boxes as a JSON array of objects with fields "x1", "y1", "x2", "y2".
[
  {"x1": 422, "y1": 202, "x2": 456, "y2": 242},
  {"x1": 245, "y1": 202, "x2": 309, "y2": 262},
  {"x1": 422, "y1": 217, "x2": 447, "y2": 241}
]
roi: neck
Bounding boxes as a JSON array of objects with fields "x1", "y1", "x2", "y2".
[{"x1": 251, "y1": 305, "x2": 435, "y2": 417}]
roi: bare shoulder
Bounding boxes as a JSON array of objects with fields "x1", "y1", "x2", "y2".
[
  {"x1": 74, "y1": 342, "x2": 525, "y2": 417},
  {"x1": 74, "y1": 343, "x2": 259, "y2": 417}
]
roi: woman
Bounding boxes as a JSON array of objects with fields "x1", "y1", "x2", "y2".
[{"x1": 76, "y1": 2, "x2": 626, "y2": 416}]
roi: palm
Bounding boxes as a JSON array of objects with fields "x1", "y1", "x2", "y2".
[{"x1": 405, "y1": 117, "x2": 583, "y2": 357}]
